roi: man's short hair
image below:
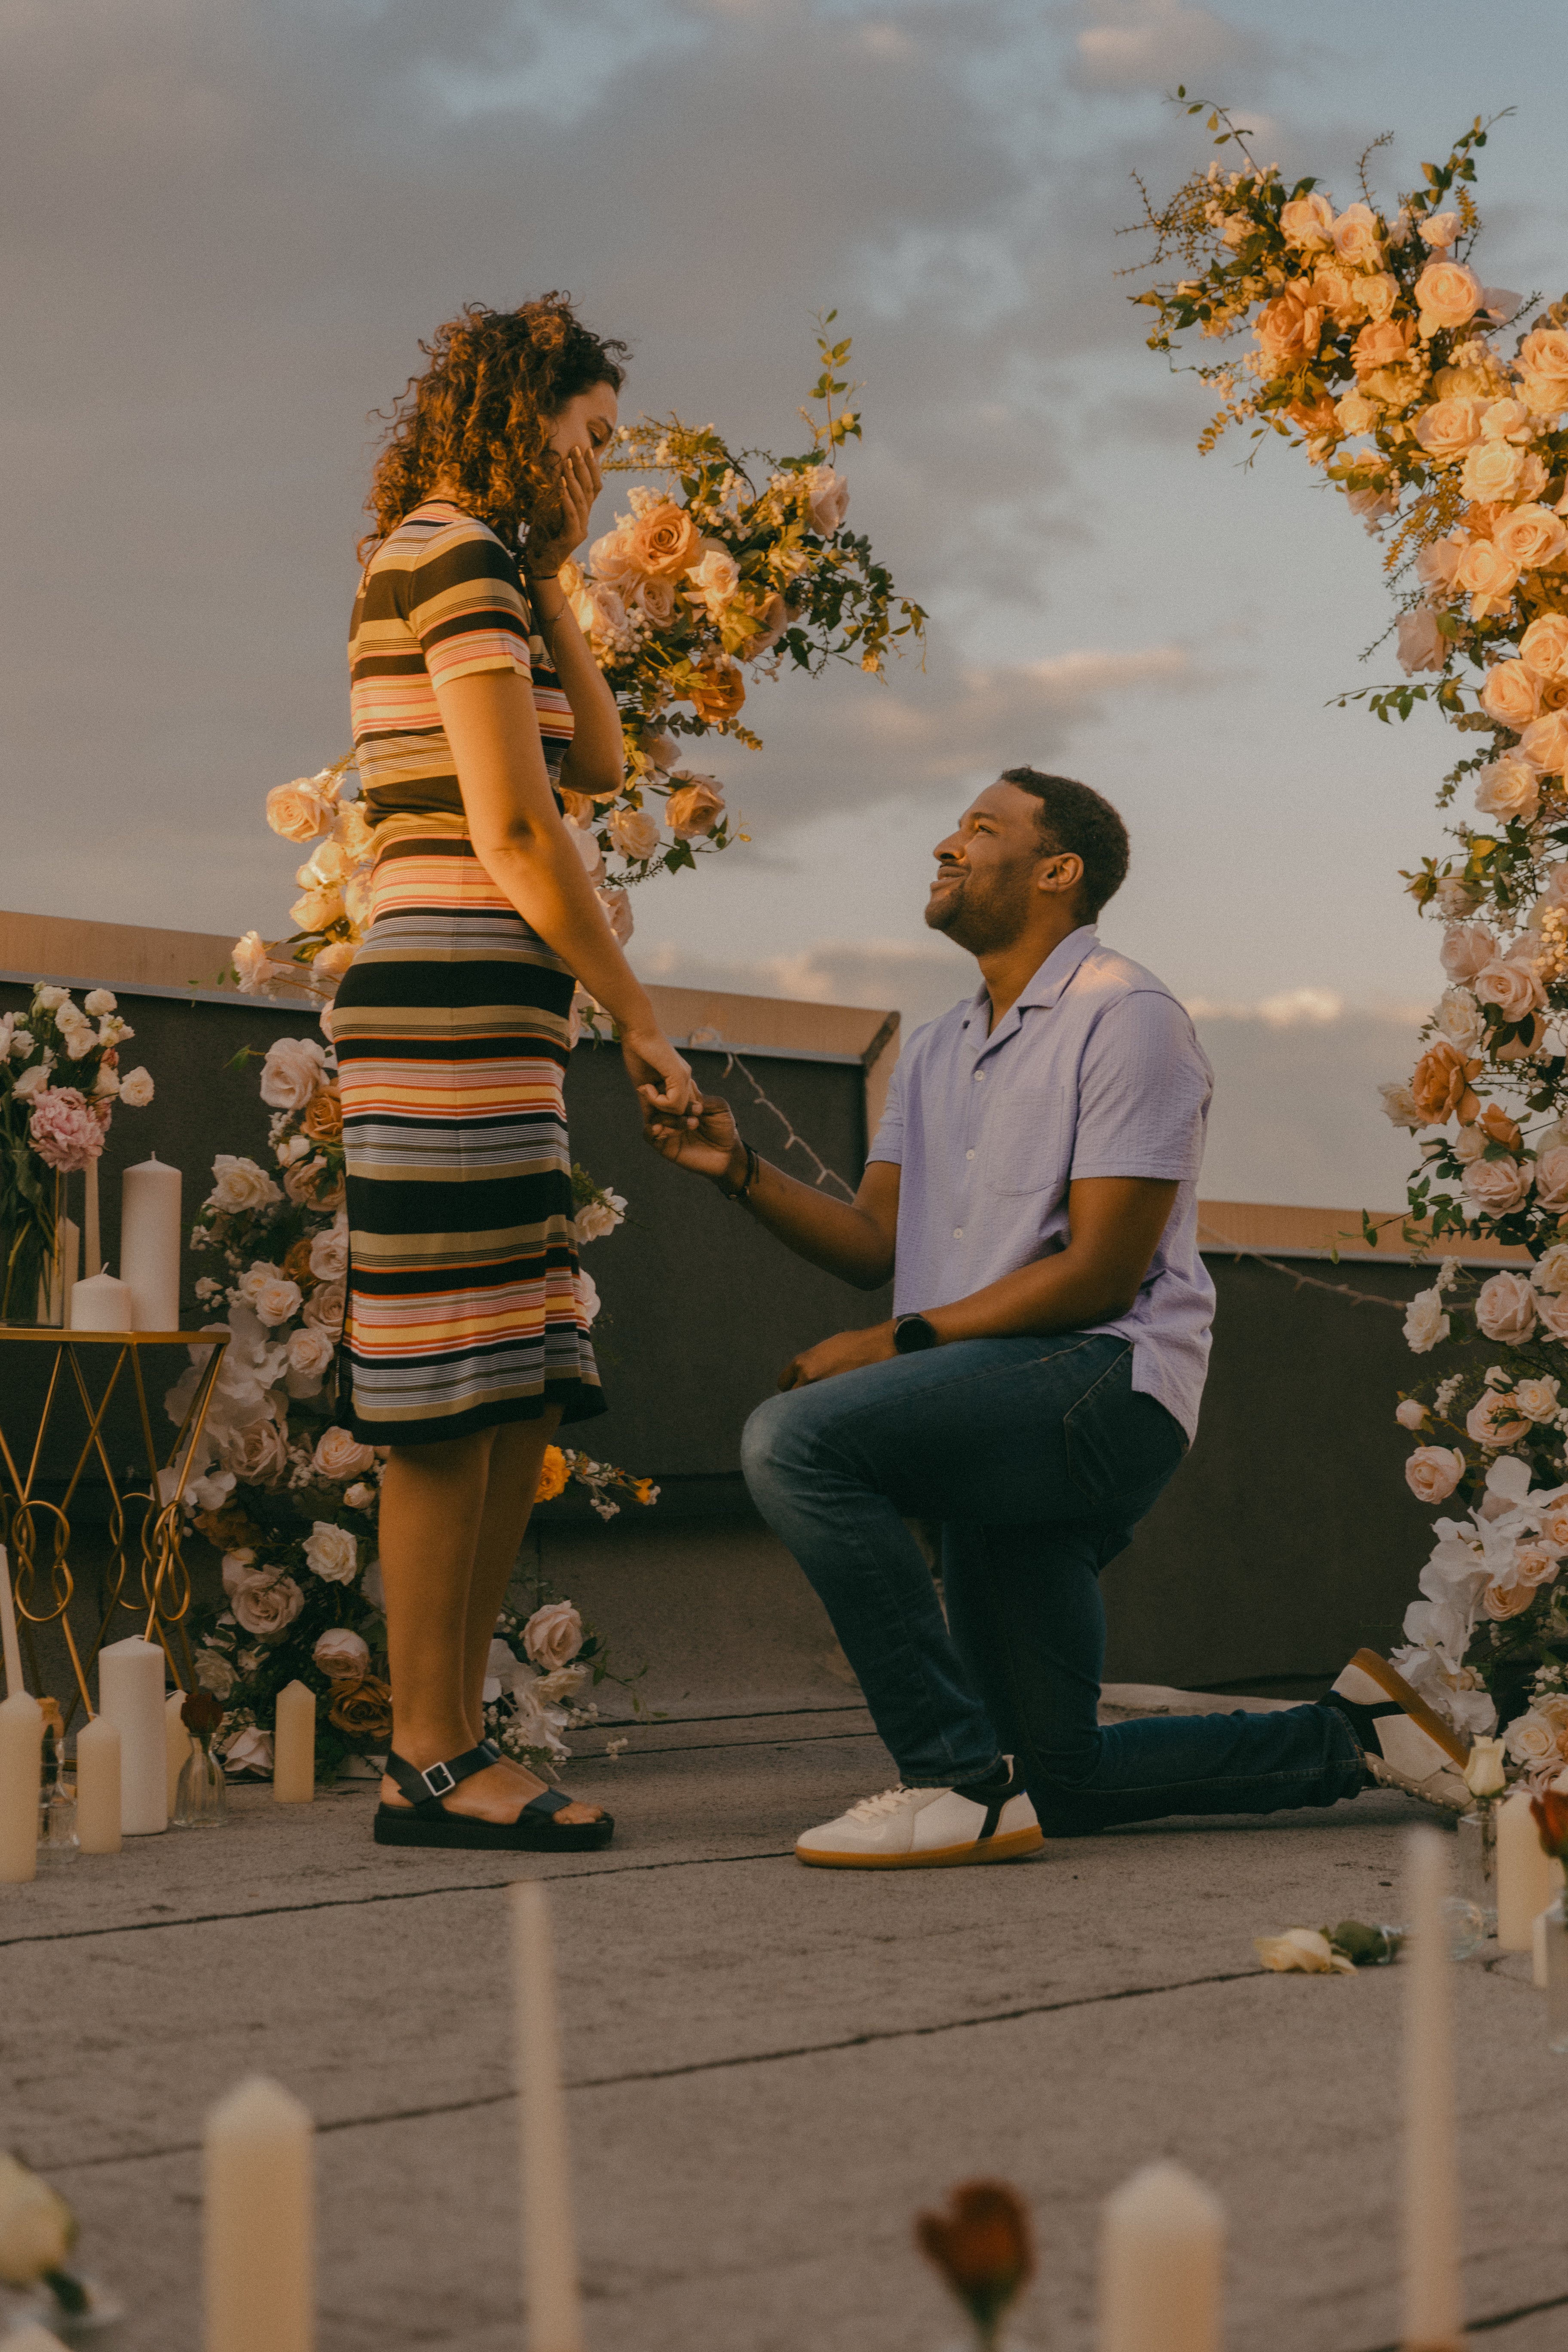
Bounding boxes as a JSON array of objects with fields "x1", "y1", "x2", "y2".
[{"x1": 998, "y1": 768, "x2": 1130, "y2": 920}]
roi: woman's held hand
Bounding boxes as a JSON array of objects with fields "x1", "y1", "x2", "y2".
[{"x1": 621, "y1": 1026, "x2": 699, "y2": 1124}]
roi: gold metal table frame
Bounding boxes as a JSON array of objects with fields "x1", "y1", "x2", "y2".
[{"x1": 0, "y1": 1328, "x2": 230, "y2": 1728}]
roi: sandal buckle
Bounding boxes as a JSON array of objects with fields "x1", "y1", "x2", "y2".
[{"x1": 421, "y1": 1760, "x2": 456, "y2": 1798}]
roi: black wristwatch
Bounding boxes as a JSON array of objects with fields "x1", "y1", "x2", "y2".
[{"x1": 893, "y1": 1312, "x2": 940, "y2": 1354}]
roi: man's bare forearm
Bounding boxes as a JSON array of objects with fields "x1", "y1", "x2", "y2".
[{"x1": 721, "y1": 1146, "x2": 894, "y2": 1289}]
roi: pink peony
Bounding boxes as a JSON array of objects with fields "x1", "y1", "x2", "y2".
[{"x1": 28, "y1": 1087, "x2": 106, "y2": 1172}]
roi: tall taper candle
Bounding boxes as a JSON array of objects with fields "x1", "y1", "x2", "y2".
[
  {"x1": 0, "y1": 1690, "x2": 43, "y2": 1882},
  {"x1": 1496, "y1": 1786, "x2": 1559, "y2": 1950},
  {"x1": 511, "y1": 1881, "x2": 585, "y2": 2352},
  {"x1": 121, "y1": 1155, "x2": 182, "y2": 1331},
  {"x1": 98, "y1": 1637, "x2": 167, "y2": 1834},
  {"x1": 83, "y1": 1157, "x2": 101, "y2": 1280},
  {"x1": 273, "y1": 1682, "x2": 316, "y2": 1804},
  {"x1": 0, "y1": 1544, "x2": 24, "y2": 1699},
  {"x1": 166, "y1": 1690, "x2": 193, "y2": 1813},
  {"x1": 76, "y1": 1715, "x2": 122, "y2": 1854},
  {"x1": 1099, "y1": 2161, "x2": 1223, "y2": 2352},
  {"x1": 1403, "y1": 1828, "x2": 1463, "y2": 2352},
  {"x1": 204, "y1": 2076, "x2": 314, "y2": 2352}
]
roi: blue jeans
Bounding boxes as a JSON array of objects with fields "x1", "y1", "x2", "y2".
[{"x1": 741, "y1": 1332, "x2": 1363, "y2": 1835}]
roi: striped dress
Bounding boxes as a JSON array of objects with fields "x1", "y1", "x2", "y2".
[{"x1": 332, "y1": 500, "x2": 605, "y2": 1442}]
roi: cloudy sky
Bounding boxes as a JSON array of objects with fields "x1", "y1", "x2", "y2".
[{"x1": 5, "y1": 0, "x2": 1568, "y2": 1204}]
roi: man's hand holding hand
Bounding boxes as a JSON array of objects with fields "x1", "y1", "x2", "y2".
[
  {"x1": 640, "y1": 1088, "x2": 744, "y2": 1183},
  {"x1": 778, "y1": 1323, "x2": 897, "y2": 1390}
]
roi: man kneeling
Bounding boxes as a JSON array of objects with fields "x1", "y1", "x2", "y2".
[{"x1": 643, "y1": 769, "x2": 1468, "y2": 1865}]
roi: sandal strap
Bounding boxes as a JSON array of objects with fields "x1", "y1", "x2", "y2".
[
  {"x1": 524, "y1": 1788, "x2": 571, "y2": 1819},
  {"x1": 386, "y1": 1744, "x2": 498, "y2": 1815}
]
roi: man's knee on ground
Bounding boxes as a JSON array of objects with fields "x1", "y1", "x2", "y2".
[{"x1": 739, "y1": 1389, "x2": 820, "y2": 1503}]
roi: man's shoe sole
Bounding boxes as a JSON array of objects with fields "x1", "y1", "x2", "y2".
[
  {"x1": 794, "y1": 1825, "x2": 1045, "y2": 1869},
  {"x1": 1346, "y1": 1647, "x2": 1470, "y2": 1768}
]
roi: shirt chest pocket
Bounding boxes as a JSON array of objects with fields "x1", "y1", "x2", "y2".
[{"x1": 978, "y1": 1087, "x2": 1072, "y2": 1198}]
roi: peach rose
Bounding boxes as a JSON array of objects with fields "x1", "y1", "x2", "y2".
[
  {"x1": 1516, "y1": 328, "x2": 1568, "y2": 393},
  {"x1": 1521, "y1": 710, "x2": 1568, "y2": 775},
  {"x1": 1459, "y1": 439, "x2": 1525, "y2": 503},
  {"x1": 625, "y1": 502, "x2": 704, "y2": 581},
  {"x1": 1359, "y1": 272, "x2": 1399, "y2": 323},
  {"x1": 1537, "y1": 1488, "x2": 1568, "y2": 1548},
  {"x1": 1462, "y1": 1156, "x2": 1533, "y2": 1216},
  {"x1": 534, "y1": 1446, "x2": 570, "y2": 1503},
  {"x1": 260, "y1": 1034, "x2": 328, "y2": 1111},
  {"x1": 1448, "y1": 917, "x2": 1495, "y2": 983},
  {"x1": 1405, "y1": 1446, "x2": 1466, "y2": 1504},
  {"x1": 1416, "y1": 535, "x2": 1467, "y2": 591},
  {"x1": 1519, "y1": 370, "x2": 1568, "y2": 420},
  {"x1": 1398, "y1": 607, "x2": 1446, "y2": 675},
  {"x1": 1419, "y1": 211, "x2": 1460, "y2": 250},
  {"x1": 1311, "y1": 266, "x2": 1362, "y2": 325},
  {"x1": 266, "y1": 776, "x2": 335, "y2": 844},
  {"x1": 312, "y1": 941, "x2": 356, "y2": 980},
  {"x1": 588, "y1": 525, "x2": 643, "y2": 593},
  {"x1": 303, "y1": 1276, "x2": 346, "y2": 1334},
  {"x1": 1331, "y1": 202, "x2": 1384, "y2": 265},
  {"x1": 1334, "y1": 389, "x2": 1381, "y2": 434},
  {"x1": 570, "y1": 578, "x2": 631, "y2": 652},
  {"x1": 1353, "y1": 317, "x2": 1413, "y2": 378},
  {"x1": 687, "y1": 664, "x2": 747, "y2": 724},
  {"x1": 1534, "y1": 1147, "x2": 1568, "y2": 1212},
  {"x1": 1540, "y1": 1290, "x2": 1568, "y2": 1340},
  {"x1": 1516, "y1": 1375, "x2": 1562, "y2": 1425},
  {"x1": 1255, "y1": 288, "x2": 1323, "y2": 368},
  {"x1": 284, "y1": 1323, "x2": 335, "y2": 1395},
  {"x1": 1280, "y1": 193, "x2": 1335, "y2": 248},
  {"x1": 736, "y1": 589, "x2": 788, "y2": 660},
  {"x1": 629, "y1": 576, "x2": 679, "y2": 630},
  {"x1": 1515, "y1": 1543, "x2": 1561, "y2": 1588},
  {"x1": 523, "y1": 1599, "x2": 584, "y2": 1670},
  {"x1": 1415, "y1": 259, "x2": 1483, "y2": 335},
  {"x1": 1474, "y1": 956, "x2": 1544, "y2": 1022},
  {"x1": 688, "y1": 545, "x2": 741, "y2": 616},
  {"x1": 1395, "y1": 1398, "x2": 1430, "y2": 1431},
  {"x1": 1475, "y1": 1271, "x2": 1539, "y2": 1342},
  {"x1": 1482, "y1": 1571, "x2": 1536, "y2": 1621},
  {"x1": 665, "y1": 774, "x2": 726, "y2": 838},
  {"x1": 303, "y1": 1088, "x2": 343, "y2": 1144},
  {"x1": 1413, "y1": 397, "x2": 1486, "y2": 462},
  {"x1": 216, "y1": 1412, "x2": 290, "y2": 1486},
  {"x1": 1522, "y1": 614, "x2": 1568, "y2": 680},
  {"x1": 230, "y1": 1568, "x2": 306, "y2": 1639},
  {"x1": 1481, "y1": 396, "x2": 1534, "y2": 444},
  {"x1": 596, "y1": 885, "x2": 634, "y2": 945},
  {"x1": 1474, "y1": 756, "x2": 1539, "y2": 825},
  {"x1": 1479, "y1": 660, "x2": 1541, "y2": 731},
  {"x1": 804, "y1": 464, "x2": 851, "y2": 536},
  {"x1": 313, "y1": 1426, "x2": 375, "y2": 1483},
  {"x1": 1467, "y1": 1390, "x2": 1531, "y2": 1447},
  {"x1": 1456, "y1": 539, "x2": 1522, "y2": 616},
  {"x1": 1533, "y1": 1241, "x2": 1568, "y2": 1292},
  {"x1": 1410, "y1": 1039, "x2": 1483, "y2": 1125}
]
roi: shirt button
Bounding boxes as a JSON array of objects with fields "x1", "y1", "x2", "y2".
[
  {"x1": 965, "y1": 1148, "x2": 975, "y2": 1161},
  {"x1": 974, "y1": 1071, "x2": 985, "y2": 1082},
  {"x1": 954, "y1": 1226, "x2": 964, "y2": 1238}
]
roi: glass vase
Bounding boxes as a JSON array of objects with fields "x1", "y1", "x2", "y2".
[
  {"x1": 1449, "y1": 1803, "x2": 1498, "y2": 1958},
  {"x1": 174, "y1": 1742, "x2": 227, "y2": 1828},
  {"x1": 0, "y1": 1167, "x2": 66, "y2": 1327},
  {"x1": 1543, "y1": 1895, "x2": 1568, "y2": 2056},
  {"x1": 37, "y1": 1773, "x2": 80, "y2": 1865}
]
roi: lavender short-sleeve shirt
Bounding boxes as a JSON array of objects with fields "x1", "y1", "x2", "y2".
[{"x1": 868, "y1": 925, "x2": 1216, "y2": 1441}]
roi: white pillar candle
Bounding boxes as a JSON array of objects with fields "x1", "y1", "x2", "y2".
[
  {"x1": 511, "y1": 1881, "x2": 585, "y2": 2352},
  {"x1": 204, "y1": 2075, "x2": 314, "y2": 2352},
  {"x1": 1497, "y1": 1786, "x2": 1558, "y2": 1950},
  {"x1": 75, "y1": 1715, "x2": 122, "y2": 1854},
  {"x1": 273, "y1": 1683, "x2": 316, "y2": 1804},
  {"x1": 98, "y1": 1636, "x2": 167, "y2": 1834},
  {"x1": 83, "y1": 1157, "x2": 101, "y2": 1280},
  {"x1": 1099, "y1": 2161, "x2": 1222, "y2": 2352},
  {"x1": 121, "y1": 1155, "x2": 182, "y2": 1332},
  {"x1": 166, "y1": 1689, "x2": 193, "y2": 1812},
  {"x1": 0, "y1": 1544, "x2": 24, "y2": 1699},
  {"x1": 0, "y1": 1691, "x2": 43, "y2": 1883},
  {"x1": 1534, "y1": 1906, "x2": 1550, "y2": 1990},
  {"x1": 69, "y1": 1271, "x2": 133, "y2": 1332},
  {"x1": 1403, "y1": 1828, "x2": 1463, "y2": 2352}
]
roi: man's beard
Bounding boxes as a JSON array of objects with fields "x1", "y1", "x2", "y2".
[{"x1": 925, "y1": 868, "x2": 1034, "y2": 955}]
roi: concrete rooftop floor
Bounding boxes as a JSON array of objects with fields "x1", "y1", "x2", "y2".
[{"x1": 3, "y1": 1690, "x2": 1566, "y2": 2352}]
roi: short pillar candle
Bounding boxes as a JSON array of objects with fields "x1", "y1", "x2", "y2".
[
  {"x1": 76, "y1": 1716, "x2": 122, "y2": 1854},
  {"x1": 273, "y1": 1683, "x2": 316, "y2": 1804},
  {"x1": 98, "y1": 1637, "x2": 168, "y2": 1834},
  {"x1": 1099, "y1": 2160, "x2": 1223, "y2": 2352},
  {"x1": 204, "y1": 2075, "x2": 314, "y2": 2352},
  {"x1": 0, "y1": 1691, "x2": 43, "y2": 1883},
  {"x1": 1496, "y1": 1786, "x2": 1559, "y2": 1950}
]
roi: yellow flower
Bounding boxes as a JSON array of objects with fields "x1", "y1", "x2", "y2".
[{"x1": 535, "y1": 1446, "x2": 570, "y2": 1504}]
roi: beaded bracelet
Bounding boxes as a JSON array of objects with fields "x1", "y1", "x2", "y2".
[{"x1": 720, "y1": 1143, "x2": 760, "y2": 1205}]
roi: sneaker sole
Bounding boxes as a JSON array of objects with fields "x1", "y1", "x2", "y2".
[
  {"x1": 794, "y1": 1825, "x2": 1045, "y2": 1870},
  {"x1": 1346, "y1": 1647, "x2": 1470, "y2": 1769}
]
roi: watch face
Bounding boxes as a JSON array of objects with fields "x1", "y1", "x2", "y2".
[{"x1": 896, "y1": 1314, "x2": 935, "y2": 1354}]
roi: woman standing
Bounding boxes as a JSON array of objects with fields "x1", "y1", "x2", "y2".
[{"x1": 334, "y1": 297, "x2": 697, "y2": 1851}]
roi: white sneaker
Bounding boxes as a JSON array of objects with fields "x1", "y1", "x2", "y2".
[
  {"x1": 1329, "y1": 1650, "x2": 1471, "y2": 1815},
  {"x1": 795, "y1": 1778, "x2": 1044, "y2": 1869}
]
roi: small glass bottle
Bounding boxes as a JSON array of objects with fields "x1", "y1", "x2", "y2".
[
  {"x1": 1450, "y1": 1802, "x2": 1498, "y2": 1957},
  {"x1": 1543, "y1": 1895, "x2": 1568, "y2": 2055},
  {"x1": 37, "y1": 1725, "x2": 80, "y2": 1865},
  {"x1": 174, "y1": 1737, "x2": 227, "y2": 1828}
]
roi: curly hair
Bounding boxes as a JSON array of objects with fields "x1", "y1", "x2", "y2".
[
  {"x1": 999, "y1": 767, "x2": 1130, "y2": 918},
  {"x1": 361, "y1": 295, "x2": 630, "y2": 561}
]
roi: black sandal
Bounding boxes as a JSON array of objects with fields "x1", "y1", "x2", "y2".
[{"x1": 373, "y1": 1741, "x2": 615, "y2": 1851}]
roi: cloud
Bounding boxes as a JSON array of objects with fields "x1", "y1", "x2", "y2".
[
  {"x1": 641, "y1": 932, "x2": 972, "y2": 1030},
  {"x1": 1070, "y1": 0, "x2": 1266, "y2": 92}
]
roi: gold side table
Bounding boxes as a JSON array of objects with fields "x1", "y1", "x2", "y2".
[{"x1": 0, "y1": 1329, "x2": 230, "y2": 1728}]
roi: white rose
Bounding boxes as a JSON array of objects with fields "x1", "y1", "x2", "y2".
[
  {"x1": 285, "y1": 1323, "x2": 336, "y2": 1396},
  {"x1": 1462, "y1": 1736, "x2": 1508, "y2": 1797},
  {"x1": 215, "y1": 1413, "x2": 290, "y2": 1486},
  {"x1": 238, "y1": 1265, "x2": 303, "y2": 1327},
  {"x1": 230, "y1": 1568, "x2": 305, "y2": 1638},
  {"x1": 195, "y1": 1648, "x2": 236, "y2": 1699},
  {"x1": 1462, "y1": 1157, "x2": 1533, "y2": 1217},
  {"x1": 1403, "y1": 1289, "x2": 1451, "y2": 1354},
  {"x1": 1475, "y1": 1270, "x2": 1539, "y2": 1343},
  {"x1": 568, "y1": 820, "x2": 605, "y2": 881},
  {"x1": 688, "y1": 545, "x2": 741, "y2": 616},
  {"x1": 303, "y1": 1520, "x2": 360, "y2": 1583},
  {"x1": 0, "y1": 2153, "x2": 76, "y2": 2286},
  {"x1": 575, "y1": 1266, "x2": 601, "y2": 1327},
  {"x1": 1517, "y1": 1376, "x2": 1561, "y2": 1423},
  {"x1": 221, "y1": 1724, "x2": 275, "y2": 1775},
  {"x1": 83, "y1": 988, "x2": 116, "y2": 1016},
  {"x1": 312, "y1": 1426, "x2": 375, "y2": 1482},
  {"x1": 266, "y1": 775, "x2": 335, "y2": 843},
  {"x1": 574, "y1": 1189, "x2": 627, "y2": 1244},
  {"x1": 1532, "y1": 1244, "x2": 1568, "y2": 1294},
  {"x1": 259, "y1": 1035, "x2": 328, "y2": 1111},
  {"x1": 309, "y1": 1221, "x2": 349, "y2": 1282},
  {"x1": 313, "y1": 1627, "x2": 370, "y2": 1681},
  {"x1": 1474, "y1": 757, "x2": 1539, "y2": 826},
  {"x1": 804, "y1": 463, "x2": 851, "y2": 534},
  {"x1": 1378, "y1": 1082, "x2": 1424, "y2": 1130},
  {"x1": 207, "y1": 1155, "x2": 283, "y2": 1215},
  {"x1": 1397, "y1": 606, "x2": 1446, "y2": 675},
  {"x1": 608, "y1": 807, "x2": 661, "y2": 863},
  {"x1": 1440, "y1": 923, "x2": 1496, "y2": 983},
  {"x1": 303, "y1": 1277, "x2": 346, "y2": 1335},
  {"x1": 32, "y1": 986, "x2": 67, "y2": 1012},
  {"x1": 1433, "y1": 989, "x2": 1484, "y2": 1052},
  {"x1": 523, "y1": 1599, "x2": 584, "y2": 1671},
  {"x1": 1396, "y1": 1398, "x2": 1430, "y2": 1431},
  {"x1": 1506, "y1": 1709, "x2": 1559, "y2": 1768},
  {"x1": 1534, "y1": 1146, "x2": 1568, "y2": 1211},
  {"x1": 118, "y1": 1067, "x2": 156, "y2": 1111},
  {"x1": 596, "y1": 886, "x2": 634, "y2": 945},
  {"x1": 1420, "y1": 211, "x2": 1460, "y2": 249},
  {"x1": 1254, "y1": 1928, "x2": 1353, "y2": 1975},
  {"x1": 343, "y1": 1481, "x2": 377, "y2": 1510}
]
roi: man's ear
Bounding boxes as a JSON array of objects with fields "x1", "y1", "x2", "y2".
[{"x1": 1036, "y1": 851, "x2": 1085, "y2": 899}]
